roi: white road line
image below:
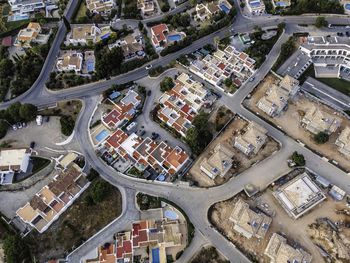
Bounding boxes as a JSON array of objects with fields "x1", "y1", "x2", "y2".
[{"x1": 304, "y1": 81, "x2": 350, "y2": 107}]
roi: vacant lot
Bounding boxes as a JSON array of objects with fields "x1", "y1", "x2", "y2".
[
  {"x1": 210, "y1": 180, "x2": 348, "y2": 263},
  {"x1": 245, "y1": 74, "x2": 350, "y2": 171},
  {"x1": 191, "y1": 246, "x2": 229, "y2": 263},
  {"x1": 188, "y1": 116, "x2": 279, "y2": 187},
  {"x1": 40, "y1": 100, "x2": 82, "y2": 121},
  {"x1": 26, "y1": 179, "x2": 122, "y2": 262}
]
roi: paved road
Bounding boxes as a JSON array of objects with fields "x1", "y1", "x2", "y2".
[
  {"x1": 67, "y1": 188, "x2": 140, "y2": 262},
  {"x1": 3, "y1": 2, "x2": 350, "y2": 262},
  {"x1": 302, "y1": 77, "x2": 350, "y2": 111}
]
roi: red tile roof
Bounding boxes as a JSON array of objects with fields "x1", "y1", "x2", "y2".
[{"x1": 151, "y1": 24, "x2": 168, "y2": 46}]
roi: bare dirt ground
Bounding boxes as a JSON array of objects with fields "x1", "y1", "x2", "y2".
[
  {"x1": 188, "y1": 116, "x2": 279, "y2": 187},
  {"x1": 210, "y1": 185, "x2": 349, "y2": 263},
  {"x1": 245, "y1": 74, "x2": 350, "y2": 172}
]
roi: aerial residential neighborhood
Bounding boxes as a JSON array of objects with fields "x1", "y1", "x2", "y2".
[{"x1": 1, "y1": 0, "x2": 350, "y2": 263}]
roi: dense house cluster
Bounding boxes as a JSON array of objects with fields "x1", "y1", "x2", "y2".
[
  {"x1": 86, "y1": 0, "x2": 115, "y2": 15},
  {"x1": 102, "y1": 129, "x2": 189, "y2": 178},
  {"x1": 14, "y1": 22, "x2": 50, "y2": 47},
  {"x1": 157, "y1": 73, "x2": 209, "y2": 137},
  {"x1": 84, "y1": 207, "x2": 185, "y2": 263},
  {"x1": 16, "y1": 164, "x2": 89, "y2": 233},
  {"x1": 257, "y1": 75, "x2": 300, "y2": 117},
  {"x1": 102, "y1": 89, "x2": 142, "y2": 130},
  {"x1": 66, "y1": 24, "x2": 112, "y2": 46},
  {"x1": 301, "y1": 105, "x2": 341, "y2": 135},
  {"x1": 0, "y1": 148, "x2": 31, "y2": 185},
  {"x1": 189, "y1": 45, "x2": 256, "y2": 91},
  {"x1": 234, "y1": 121, "x2": 267, "y2": 156},
  {"x1": 229, "y1": 199, "x2": 272, "y2": 239},
  {"x1": 108, "y1": 31, "x2": 145, "y2": 60}
]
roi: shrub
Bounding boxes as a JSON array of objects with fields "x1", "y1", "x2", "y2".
[
  {"x1": 91, "y1": 179, "x2": 112, "y2": 203},
  {"x1": 160, "y1": 77, "x2": 175, "y2": 92},
  {"x1": 60, "y1": 115, "x2": 75, "y2": 136},
  {"x1": 291, "y1": 151, "x2": 305, "y2": 166},
  {"x1": 314, "y1": 131, "x2": 329, "y2": 144}
]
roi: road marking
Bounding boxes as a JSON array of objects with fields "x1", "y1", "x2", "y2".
[{"x1": 304, "y1": 81, "x2": 350, "y2": 107}]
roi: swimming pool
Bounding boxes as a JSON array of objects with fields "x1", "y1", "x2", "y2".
[
  {"x1": 151, "y1": 248, "x2": 160, "y2": 263},
  {"x1": 249, "y1": 0, "x2": 262, "y2": 8},
  {"x1": 275, "y1": 1, "x2": 288, "y2": 7},
  {"x1": 345, "y1": 3, "x2": 350, "y2": 10},
  {"x1": 167, "y1": 34, "x2": 182, "y2": 42},
  {"x1": 157, "y1": 174, "x2": 166, "y2": 181},
  {"x1": 164, "y1": 210, "x2": 179, "y2": 220},
  {"x1": 219, "y1": 4, "x2": 230, "y2": 14},
  {"x1": 95, "y1": 129, "x2": 109, "y2": 142},
  {"x1": 86, "y1": 61, "x2": 95, "y2": 72}
]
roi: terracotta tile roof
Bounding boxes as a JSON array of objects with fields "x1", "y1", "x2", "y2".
[{"x1": 151, "y1": 24, "x2": 168, "y2": 45}]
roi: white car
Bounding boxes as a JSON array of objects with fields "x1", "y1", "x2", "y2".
[
  {"x1": 36, "y1": 115, "x2": 43, "y2": 126},
  {"x1": 12, "y1": 125, "x2": 17, "y2": 131},
  {"x1": 145, "y1": 65, "x2": 153, "y2": 70}
]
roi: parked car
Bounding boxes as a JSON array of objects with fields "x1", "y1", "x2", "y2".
[
  {"x1": 36, "y1": 115, "x2": 43, "y2": 126},
  {"x1": 22, "y1": 122, "x2": 27, "y2": 128},
  {"x1": 249, "y1": 77, "x2": 255, "y2": 82},
  {"x1": 145, "y1": 65, "x2": 153, "y2": 70},
  {"x1": 151, "y1": 132, "x2": 159, "y2": 140},
  {"x1": 17, "y1": 122, "x2": 23, "y2": 129},
  {"x1": 138, "y1": 130, "x2": 146, "y2": 136},
  {"x1": 44, "y1": 116, "x2": 50, "y2": 122},
  {"x1": 147, "y1": 90, "x2": 152, "y2": 96},
  {"x1": 30, "y1": 141, "x2": 35, "y2": 149},
  {"x1": 12, "y1": 124, "x2": 17, "y2": 131}
]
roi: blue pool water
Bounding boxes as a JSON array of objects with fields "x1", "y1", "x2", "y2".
[
  {"x1": 167, "y1": 34, "x2": 182, "y2": 42},
  {"x1": 346, "y1": 3, "x2": 350, "y2": 10},
  {"x1": 151, "y1": 248, "x2": 160, "y2": 263},
  {"x1": 157, "y1": 174, "x2": 166, "y2": 181},
  {"x1": 87, "y1": 61, "x2": 95, "y2": 72},
  {"x1": 11, "y1": 14, "x2": 29, "y2": 21},
  {"x1": 250, "y1": 1, "x2": 262, "y2": 8},
  {"x1": 219, "y1": 4, "x2": 230, "y2": 14},
  {"x1": 100, "y1": 33, "x2": 110, "y2": 40},
  {"x1": 275, "y1": 1, "x2": 288, "y2": 7},
  {"x1": 164, "y1": 210, "x2": 178, "y2": 220},
  {"x1": 109, "y1": 91, "x2": 121, "y2": 100},
  {"x1": 95, "y1": 129, "x2": 109, "y2": 142}
]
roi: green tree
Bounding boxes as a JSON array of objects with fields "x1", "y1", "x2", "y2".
[
  {"x1": 60, "y1": 115, "x2": 75, "y2": 136},
  {"x1": 91, "y1": 180, "x2": 112, "y2": 203},
  {"x1": 160, "y1": 77, "x2": 175, "y2": 92},
  {"x1": 19, "y1": 104, "x2": 37, "y2": 121},
  {"x1": 87, "y1": 168, "x2": 100, "y2": 181},
  {"x1": 0, "y1": 120, "x2": 8, "y2": 139},
  {"x1": 3, "y1": 235, "x2": 32, "y2": 263},
  {"x1": 291, "y1": 151, "x2": 305, "y2": 166},
  {"x1": 224, "y1": 78, "x2": 232, "y2": 87},
  {"x1": 0, "y1": 58, "x2": 14, "y2": 78},
  {"x1": 315, "y1": 16, "x2": 328, "y2": 28},
  {"x1": 7, "y1": 102, "x2": 22, "y2": 122},
  {"x1": 314, "y1": 131, "x2": 329, "y2": 144},
  {"x1": 278, "y1": 22, "x2": 286, "y2": 31},
  {"x1": 189, "y1": 0, "x2": 197, "y2": 7},
  {"x1": 186, "y1": 112, "x2": 213, "y2": 155}
]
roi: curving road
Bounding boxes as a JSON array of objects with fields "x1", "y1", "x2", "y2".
[{"x1": 3, "y1": 1, "x2": 350, "y2": 262}]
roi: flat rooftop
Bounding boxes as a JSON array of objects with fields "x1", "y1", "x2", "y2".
[{"x1": 274, "y1": 172, "x2": 326, "y2": 219}]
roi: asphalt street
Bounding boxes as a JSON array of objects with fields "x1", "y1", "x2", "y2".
[{"x1": 3, "y1": 1, "x2": 350, "y2": 262}]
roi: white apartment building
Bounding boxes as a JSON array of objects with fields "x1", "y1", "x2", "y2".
[
  {"x1": 0, "y1": 148, "x2": 31, "y2": 185},
  {"x1": 245, "y1": 0, "x2": 265, "y2": 14},
  {"x1": 335, "y1": 126, "x2": 350, "y2": 158},
  {"x1": 299, "y1": 36, "x2": 350, "y2": 78},
  {"x1": 8, "y1": 0, "x2": 46, "y2": 16}
]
